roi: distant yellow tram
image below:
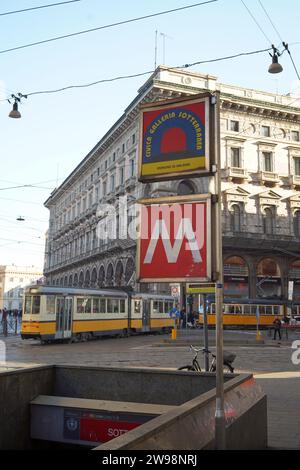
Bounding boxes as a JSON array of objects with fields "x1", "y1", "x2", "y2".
[
  {"x1": 199, "y1": 299, "x2": 285, "y2": 327},
  {"x1": 21, "y1": 286, "x2": 175, "y2": 342}
]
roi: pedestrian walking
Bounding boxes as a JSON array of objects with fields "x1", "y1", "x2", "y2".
[
  {"x1": 180, "y1": 307, "x2": 186, "y2": 329},
  {"x1": 2, "y1": 307, "x2": 8, "y2": 337},
  {"x1": 273, "y1": 317, "x2": 282, "y2": 341}
]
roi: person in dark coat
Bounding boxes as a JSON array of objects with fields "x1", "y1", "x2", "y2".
[{"x1": 273, "y1": 317, "x2": 282, "y2": 340}]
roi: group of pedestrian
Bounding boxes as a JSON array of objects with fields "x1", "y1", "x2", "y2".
[{"x1": 169, "y1": 305, "x2": 198, "y2": 329}]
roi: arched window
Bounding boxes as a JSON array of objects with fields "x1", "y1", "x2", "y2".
[
  {"x1": 263, "y1": 208, "x2": 274, "y2": 235},
  {"x1": 106, "y1": 263, "x2": 114, "y2": 287},
  {"x1": 73, "y1": 273, "x2": 78, "y2": 287},
  {"x1": 78, "y1": 271, "x2": 84, "y2": 287},
  {"x1": 84, "y1": 270, "x2": 90, "y2": 287},
  {"x1": 98, "y1": 266, "x2": 105, "y2": 288},
  {"x1": 91, "y1": 268, "x2": 97, "y2": 288},
  {"x1": 177, "y1": 180, "x2": 195, "y2": 196},
  {"x1": 256, "y1": 258, "x2": 281, "y2": 298},
  {"x1": 231, "y1": 204, "x2": 241, "y2": 232},
  {"x1": 69, "y1": 275, "x2": 73, "y2": 286},
  {"x1": 115, "y1": 261, "x2": 124, "y2": 287},
  {"x1": 125, "y1": 258, "x2": 135, "y2": 285},
  {"x1": 294, "y1": 211, "x2": 300, "y2": 238}
]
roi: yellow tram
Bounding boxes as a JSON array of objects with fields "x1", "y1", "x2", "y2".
[
  {"x1": 198, "y1": 300, "x2": 285, "y2": 327},
  {"x1": 21, "y1": 286, "x2": 175, "y2": 342}
]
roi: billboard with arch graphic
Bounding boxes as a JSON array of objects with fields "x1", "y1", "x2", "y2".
[{"x1": 138, "y1": 93, "x2": 212, "y2": 182}]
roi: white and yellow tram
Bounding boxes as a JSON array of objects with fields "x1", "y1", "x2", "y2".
[{"x1": 21, "y1": 286, "x2": 175, "y2": 342}]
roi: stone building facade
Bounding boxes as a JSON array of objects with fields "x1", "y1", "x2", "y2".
[
  {"x1": 0, "y1": 265, "x2": 43, "y2": 311},
  {"x1": 44, "y1": 66, "x2": 300, "y2": 302}
]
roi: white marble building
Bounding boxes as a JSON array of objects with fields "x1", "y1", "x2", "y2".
[{"x1": 44, "y1": 66, "x2": 300, "y2": 302}]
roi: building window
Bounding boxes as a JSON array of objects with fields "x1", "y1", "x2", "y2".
[
  {"x1": 122, "y1": 143, "x2": 125, "y2": 154},
  {"x1": 113, "y1": 152, "x2": 116, "y2": 162},
  {"x1": 291, "y1": 130, "x2": 300, "y2": 142},
  {"x1": 103, "y1": 181, "x2": 107, "y2": 196},
  {"x1": 294, "y1": 157, "x2": 300, "y2": 176},
  {"x1": 262, "y1": 151, "x2": 273, "y2": 172},
  {"x1": 263, "y1": 208, "x2": 274, "y2": 235},
  {"x1": 294, "y1": 211, "x2": 300, "y2": 238},
  {"x1": 230, "y1": 120, "x2": 239, "y2": 132},
  {"x1": 132, "y1": 134, "x2": 136, "y2": 144},
  {"x1": 105, "y1": 160, "x2": 108, "y2": 170},
  {"x1": 120, "y1": 166, "x2": 124, "y2": 184},
  {"x1": 178, "y1": 180, "x2": 195, "y2": 195},
  {"x1": 130, "y1": 159, "x2": 135, "y2": 177},
  {"x1": 261, "y1": 125, "x2": 270, "y2": 137},
  {"x1": 110, "y1": 174, "x2": 115, "y2": 192},
  {"x1": 230, "y1": 147, "x2": 241, "y2": 168},
  {"x1": 231, "y1": 204, "x2": 241, "y2": 232}
]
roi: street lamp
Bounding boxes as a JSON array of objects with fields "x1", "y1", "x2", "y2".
[
  {"x1": 9, "y1": 98, "x2": 21, "y2": 119},
  {"x1": 8, "y1": 93, "x2": 27, "y2": 119},
  {"x1": 268, "y1": 45, "x2": 283, "y2": 74}
]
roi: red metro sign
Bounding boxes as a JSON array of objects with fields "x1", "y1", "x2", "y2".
[{"x1": 137, "y1": 195, "x2": 211, "y2": 283}]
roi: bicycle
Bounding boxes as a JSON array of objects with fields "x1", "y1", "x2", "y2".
[{"x1": 178, "y1": 345, "x2": 236, "y2": 373}]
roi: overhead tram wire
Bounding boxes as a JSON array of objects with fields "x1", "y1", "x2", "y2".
[
  {"x1": 257, "y1": 0, "x2": 283, "y2": 43},
  {"x1": 240, "y1": 0, "x2": 272, "y2": 45},
  {"x1": 0, "y1": 46, "x2": 272, "y2": 104},
  {"x1": 0, "y1": 0, "x2": 81, "y2": 17},
  {"x1": 0, "y1": 1, "x2": 217, "y2": 56}
]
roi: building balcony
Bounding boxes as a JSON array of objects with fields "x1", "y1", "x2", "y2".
[
  {"x1": 224, "y1": 167, "x2": 248, "y2": 181},
  {"x1": 289, "y1": 174, "x2": 300, "y2": 188},
  {"x1": 257, "y1": 171, "x2": 280, "y2": 185}
]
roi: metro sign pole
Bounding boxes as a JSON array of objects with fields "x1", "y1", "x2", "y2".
[
  {"x1": 137, "y1": 91, "x2": 225, "y2": 449},
  {"x1": 210, "y1": 92, "x2": 225, "y2": 449}
]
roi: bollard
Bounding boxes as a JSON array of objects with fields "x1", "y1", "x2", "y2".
[
  {"x1": 171, "y1": 328, "x2": 177, "y2": 340},
  {"x1": 256, "y1": 330, "x2": 262, "y2": 341}
]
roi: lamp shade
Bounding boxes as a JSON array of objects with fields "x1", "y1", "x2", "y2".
[
  {"x1": 9, "y1": 101, "x2": 21, "y2": 118},
  {"x1": 268, "y1": 54, "x2": 283, "y2": 74}
]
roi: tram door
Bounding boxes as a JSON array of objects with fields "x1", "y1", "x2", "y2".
[
  {"x1": 55, "y1": 297, "x2": 73, "y2": 339},
  {"x1": 142, "y1": 300, "x2": 151, "y2": 332}
]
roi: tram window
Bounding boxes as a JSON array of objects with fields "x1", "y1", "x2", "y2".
[
  {"x1": 113, "y1": 299, "x2": 119, "y2": 313},
  {"x1": 25, "y1": 296, "x2": 31, "y2": 315},
  {"x1": 85, "y1": 298, "x2": 92, "y2": 313},
  {"x1": 244, "y1": 305, "x2": 251, "y2": 314},
  {"x1": 153, "y1": 301, "x2": 159, "y2": 313},
  {"x1": 159, "y1": 301, "x2": 164, "y2": 314},
  {"x1": 266, "y1": 306, "x2": 272, "y2": 315},
  {"x1": 77, "y1": 298, "x2": 87, "y2": 313},
  {"x1": 167, "y1": 301, "x2": 174, "y2": 312},
  {"x1": 93, "y1": 298, "x2": 100, "y2": 314},
  {"x1": 134, "y1": 300, "x2": 141, "y2": 314},
  {"x1": 259, "y1": 306, "x2": 266, "y2": 315},
  {"x1": 120, "y1": 299, "x2": 126, "y2": 314},
  {"x1": 164, "y1": 302, "x2": 169, "y2": 313},
  {"x1": 100, "y1": 298, "x2": 106, "y2": 313},
  {"x1": 46, "y1": 296, "x2": 55, "y2": 315},
  {"x1": 274, "y1": 306, "x2": 279, "y2": 315},
  {"x1": 32, "y1": 296, "x2": 41, "y2": 314},
  {"x1": 107, "y1": 299, "x2": 118, "y2": 313}
]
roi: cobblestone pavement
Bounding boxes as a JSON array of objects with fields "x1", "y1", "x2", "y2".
[{"x1": 1, "y1": 329, "x2": 300, "y2": 449}]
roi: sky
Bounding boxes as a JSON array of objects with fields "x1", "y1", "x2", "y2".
[{"x1": 1, "y1": 0, "x2": 300, "y2": 269}]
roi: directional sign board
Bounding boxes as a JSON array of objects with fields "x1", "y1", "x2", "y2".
[
  {"x1": 186, "y1": 283, "x2": 216, "y2": 294},
  {"x1": 138, "y1": 93, "x2": 212, "y2": 182},
  {"x1": 137, "y1": 194, "x2": 211, "y2": 283}
]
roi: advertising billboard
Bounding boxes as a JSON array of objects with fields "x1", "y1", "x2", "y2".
[
  {"x1": 137, "y1": 194, "x2": 211, "y2": 283},
  {"x1": 138, "y1": 93, "x2": 211, "y2": 182}
]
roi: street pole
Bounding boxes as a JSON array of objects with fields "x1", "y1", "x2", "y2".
[
  {"x1": 211, "y1": 91, "x2": 225, "y2": 449},
  {"x1": 203, "y1": 294, "x2": 209, "y2": 372}
]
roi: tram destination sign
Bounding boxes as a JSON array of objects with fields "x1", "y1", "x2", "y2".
[
  {"x1": 137, "y1": 194, "x2": 211, "y2": 283},
  {"x1": 138, "y1": 93, "x2": 212, "y2": 182}
]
